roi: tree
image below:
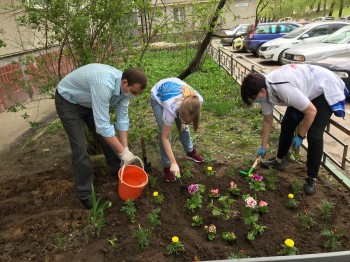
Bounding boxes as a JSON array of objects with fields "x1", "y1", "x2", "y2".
[{"x1": 177, "y1": 0, "x2": 227, "y2": 80}]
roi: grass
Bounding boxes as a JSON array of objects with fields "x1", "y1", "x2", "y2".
[{"x1": 124, "y1": 48, "x2": 282, "y2": 168}]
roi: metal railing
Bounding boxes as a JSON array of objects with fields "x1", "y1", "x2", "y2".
[{"x1": 206, "y1": 42, "x2": 350, "y2": 187}]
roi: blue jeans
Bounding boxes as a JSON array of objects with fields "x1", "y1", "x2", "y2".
[
  {"x1": 276, "y1": 94, "x2": 332, "y2": 178},
  {"x1": 55, "y1": 91, "x2": 121, "y2": 201},
  {"x1": 150, "y1": 98, "x2": 193, "y2": 167}
]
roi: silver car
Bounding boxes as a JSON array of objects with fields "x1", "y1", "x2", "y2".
[
  {"x1": 282, "y1": 25, "x2": 350, "y2": 64},
  {"x1": 259, "y1": 22, "x2": 349, "y2": 65}
]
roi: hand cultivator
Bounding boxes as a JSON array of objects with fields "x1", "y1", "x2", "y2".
[{"x1": 240, "y1": 156, "x2": 261, "y2": 176}]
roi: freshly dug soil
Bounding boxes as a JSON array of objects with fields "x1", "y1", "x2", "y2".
[{"x1": 0, "y1": 119, "x2": 349, "y2": 262}]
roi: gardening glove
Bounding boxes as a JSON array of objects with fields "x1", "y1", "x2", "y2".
[
  {"x1": 292, "y1": 135, "x2": 304, "y2": 150},
  {"x1": 118, "y1": 147, "x2": 135, "y2": 165},
  {"x1": 178, "y1": 124, "x2": 187, "y2": 133},
  {"x1": 170, "y1": 163, "x2": 180, "y2": 176},
  {"x1": 257, "y1": 147, "x2": 267, "y2": 157}
]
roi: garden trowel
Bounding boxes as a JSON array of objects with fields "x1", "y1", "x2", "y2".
[
  {"x1": 140, "y1": 137, "x2": 152, "y2": 173},
  {"x1": 240, "y1": 156, "x2": 261, "y2": 176}
]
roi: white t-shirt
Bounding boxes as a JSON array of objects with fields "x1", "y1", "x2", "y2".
[
  {"x1": 260, "y1": 64, "x2": 346, "y2": 115},
  {"x1": 151, "y1": 78, "x2": 203, "y2": 126}
]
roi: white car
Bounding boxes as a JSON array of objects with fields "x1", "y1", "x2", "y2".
[
  {"x1": 282, "y1": 25, "x2": 350, "y2": 64},
  {"x1": 259, "y1": 22, "x2": 349, "y2": 64}
]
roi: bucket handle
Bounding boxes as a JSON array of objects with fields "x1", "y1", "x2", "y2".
[{"x1": 120, "y1": 156, "x2": 145, "y2": 185}]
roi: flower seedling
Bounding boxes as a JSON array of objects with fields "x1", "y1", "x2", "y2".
[
  {"x1": 148, "y1": 208, "x2": 161, "y2": 230},
  {"x1": 89, "y1": 184, "x2": 112, "y2": 236},
  {"x1": 133, "y1": 225, "x2": 150, "y2": 251},
  {"x1": 226, "y1": 166, "x2": 236, "y2": 178},
  {"x1": 193, "y1": 255, "x2": 200, "y2": 261},
  {"x1": 166, "y1": 236, "x2": 185, "y2": 255},
  {"x1": 291, "y1": 179, "x2": 304, "y2": 195},
  {"x1": 204, "y1": 224, "x2": 217, "y2": 240},
  {"x1": 107, "y1": 236, "x2": 118, "y2": 250},
  {"x1": 182, "y1": 161, "x2": 194, "y2": 179},
  {"x1": 228, "y1": 180, "x2": 240, "y2": 196},
  {"x1": 321, "y1": 227, "x2": 345, "y2": 251},
  {"x1": 219, "y1": 195, "x2": 237, "y2": 220},
  {"x1": 247, "y1": 173, "x2": 265, "y2": 192},
  {"x1": 279, "y1": 239, "x2": 300, "y2": 255},
  {"x1": 53, "y1": 233, "x2": 66, "y2": 249},
  {"x1": 258, "y1": 200, "x2": 268, "y2": 213},
  {"x1": 120, "y1": 199, "x2": 137, "y2": 224},
  {"x1": 247, "y1": 223, "x2": 267, "y2": 241},
  {"x1": 318, "y1": 199, "x2": 334, "y2": 221},
  {"x1": 191, "y1": 215, "x2": 203, "y2": 227},
  {"x1": 297, "y1": 209, "x2": 316, "y2": 230},
  {"x1": 266, "y1": 168, "x2": 278, "y2": 190},
  {"x1": 208, "y1": 188, "x2": 220, "y2": 198},
  {"x1": 148, "y1": 174, "x2": 157, "y2": 188},
  {"x1": 152, "y1": 191, "x2": 164, "y2": 204},
  {"x1": 242, "y1": 195, "x2": 259, "y2": 225},
  {"x1": 207, "y1": 166, "x2": 215, "y2": 176},
  {"x1": 228, "y1": 250, "x2": 250, "y2": 259},
  {"x1": 286, "y1": 193, "x2": 299, "y2": 209},
  {"x1": 222, "y1": 231, "x2": 237, "y2": 243},
  {"x1": 185, "y1": 184, "x2": 205, "y2": 213}
]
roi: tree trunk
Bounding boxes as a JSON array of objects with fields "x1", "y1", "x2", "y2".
[
  {"x1": 323, "y1": 0, "x2": 327, "y2": 16},
  {"x1": 177, "y1": 0, "x2": 227, "y2": 80},
  {"x1": 338, "y1": 0, "x2": 344, "y2": 17},
  {"x1": 328, "y1": 1, "x2": 335, "y2": 16},
  {"x1": 316, "y1": 0, "x2": 321, "y2": 12}
]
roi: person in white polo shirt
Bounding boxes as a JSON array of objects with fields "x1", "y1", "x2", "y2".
[
  {"x1": 151, "y1": 78, "x2": 205, "y2": 182},
  {"x1": 55, "y1": 63, "x2": 147, "y2": 209},
  {"x1": 241, "y1": 64, "x2": 348, "y2": 195}
]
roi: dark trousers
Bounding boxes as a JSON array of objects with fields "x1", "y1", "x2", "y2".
[
  {"x1": 276, "y1": 94, "x2": 332, "y2": 178},
  {"x1": 55, "y1": 91, "x2": 121, "y2": 200}
]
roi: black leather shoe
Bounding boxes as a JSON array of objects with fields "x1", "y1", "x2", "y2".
[{"x1": 81, "y1": 198, "x2": 92, "y2": 209}]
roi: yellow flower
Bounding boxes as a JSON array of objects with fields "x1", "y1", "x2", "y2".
[
  {"x1": 153, "y1": 191, "x2": 159, "y2": 197},
  {"x1": 285, "y1": 239, "x2": 295, "y2": 248},
  {"x1": 248, "y1": 173, "x2": 253, "y2": 177},
  {"x1": 172, "y1": 236, "x2": 179, "y2": 243},
  {"x1": 288, "y1": 193, "x2": 294, "y2": 199},
  {"x1": 207, "y1": 166, "x2": 212, "y2": 171}
]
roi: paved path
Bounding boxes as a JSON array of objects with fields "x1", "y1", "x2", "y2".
[{"x1": 0, "y1": 98, "x2": 56, "y2": 153}]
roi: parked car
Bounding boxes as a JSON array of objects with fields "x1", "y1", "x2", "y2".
[
  {"x1": 259, "y1": 22, "x2": 349, "y2": 64},
  {"x1": 278, "y1": 17, "x2": 294, "y2": 22},
  {"x1": 282, "y1": 25, "x2": 350, "y2": 64},
  {"x1": 315, "y1": 16, "x2": 334, "y2": 21},
  {"x1": 308, "y1": 51, "x2": 350, "y2": 99},
  {"x1": 217, "y1": 24, "x2": 253, "y2": 46},
  {"x1": 340, "y1": 15, "x2": 350, "y2": 21},
  {"x1": 243, "y1": 22, "x2": 300, "y2": 56}
]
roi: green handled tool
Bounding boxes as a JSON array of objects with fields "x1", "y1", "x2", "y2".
[{"x1": 240, "y1": 156, "x2": 261, "y2": 176}]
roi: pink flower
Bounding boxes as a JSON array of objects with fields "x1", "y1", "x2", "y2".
[
  {"x1": 252, "y1": 174, "x2": 263, "y2": 181},
  {"x1": 208, "y1": 224, "x2": 216, "y2": 232},
  {"x1": 210, "y1": 189, "x2": 219, "y2": 195},
  {"x1": 259, "y1": 200, "x2": 268, "y2": 207},
  {"x1": 188, "y1": 184, "x2": 199, "y2": 194},
  {"x1": 230, "y1": 181, "x2": 237, "y2": 189},
  {"x1": 245, "y1": 197, "x2": 257, "y2": 208}
]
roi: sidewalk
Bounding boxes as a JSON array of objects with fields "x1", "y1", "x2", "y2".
[{"x1": 0, "y1": 97, "x2": 56, "y2": 152}]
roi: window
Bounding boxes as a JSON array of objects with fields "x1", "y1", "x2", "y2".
[
  {"x1": 307, "y1": 25, "x2": 328, "y2": 37},
  {"x1": 173, "y1": 7, "x2": 185, "y2": 23},
  {"x1": 330, "y1": 24, "x2": 347, "y2": 33}
]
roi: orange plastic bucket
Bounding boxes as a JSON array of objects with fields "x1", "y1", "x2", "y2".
[{"x1": 118, "y1": 157, "x2": 148, "y2": 201}]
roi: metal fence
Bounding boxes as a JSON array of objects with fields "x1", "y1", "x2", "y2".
[{"x1": 206, "y1": 43, "x2": 350, "y2": 189}]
